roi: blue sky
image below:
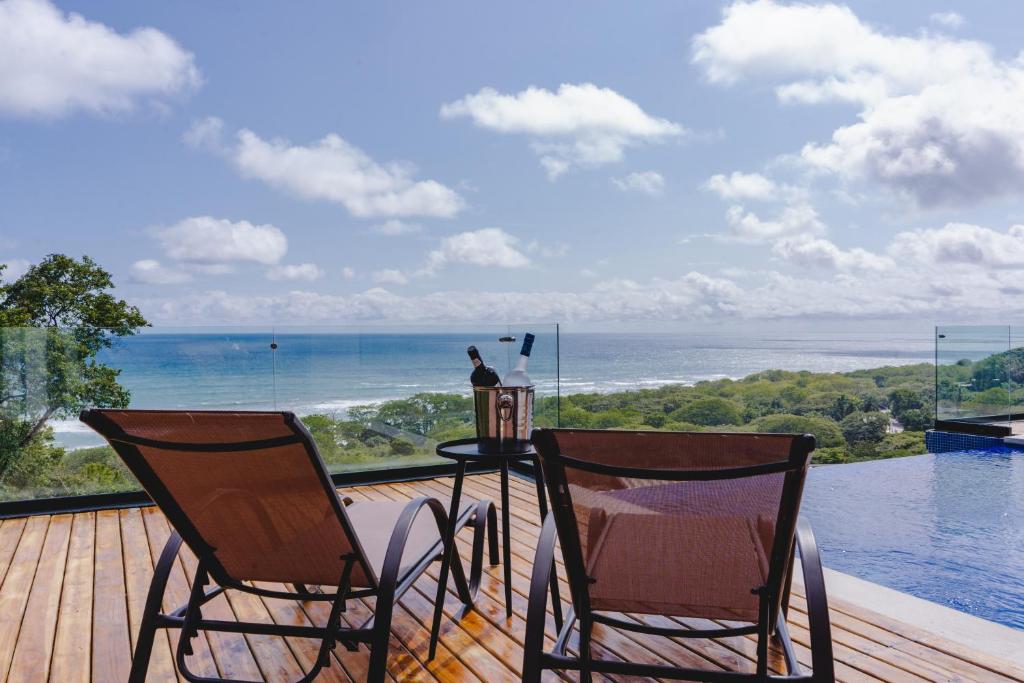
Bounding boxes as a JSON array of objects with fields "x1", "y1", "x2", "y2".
[{"x1": 2, "y1": 0, "x2": 1024, "y2": 330}]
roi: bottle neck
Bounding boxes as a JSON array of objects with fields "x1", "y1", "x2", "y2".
[{"x1": 471, "y1": 357, "x2": 482, "y2": 368}]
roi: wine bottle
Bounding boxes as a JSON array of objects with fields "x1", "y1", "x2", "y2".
[
  {"x1": 502, "y1": 333, "x2": 534, "y2": 386},
  {"x1": 467, "y1": 346, "x2": 501, "y2": 387}
]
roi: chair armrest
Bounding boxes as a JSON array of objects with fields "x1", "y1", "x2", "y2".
[
  {"x1": 523, "y1": 514, "x2": 559, "y2": 681},
  {"x1": 796, "y1": 517, "x2": 835, "y2": 683}
]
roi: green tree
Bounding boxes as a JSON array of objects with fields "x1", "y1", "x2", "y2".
[
  {"x1": 0, "y1": 255, "x2": 148, "y2": 477},
  {"x1": 839, "y1": 411, "x2": 889, "y2": 445},
  {"x1": 858, "y1": 393, "x2": 882, "y2": 412},
  {"x1": 828, "y1": 393, "x2": 859, "y2": 421},
  {"x1": 749, "y1": 413, "x2": 845, "y2": 448},
  {"x1": 888, "y1": 387, "x2": 924, "y2": 417},
  {"x1": 671, "y1": 397, "x2": 744, "y2": 426},
  {"x1": 897, "y1": 408, "x2": 932, "y2": 431}
]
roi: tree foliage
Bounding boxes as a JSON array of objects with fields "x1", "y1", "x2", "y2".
[
  {"x1": 749, "y1": 413, "x2": 845, "y2": 448},
  {"x1": 839, "y1": 411, "x2": 889, "y2": 445},
  {"x1": 672, "y1": 397, "x2": 744, "y2": 426},
  {"x1": 0, "y1": 255, "x2": 148, "y2": 479}
]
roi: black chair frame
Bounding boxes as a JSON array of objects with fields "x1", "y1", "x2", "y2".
[
  {"x1": 81, "y1": 409, "x2": 498, "y2": 683},
  {"x1": 524, "y1": 429, "x2": 835, "y2": 683}
]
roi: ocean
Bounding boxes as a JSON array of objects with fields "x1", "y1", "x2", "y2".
[{"x1": 55, "y1": 330, "x2": 935, "y2": 448}]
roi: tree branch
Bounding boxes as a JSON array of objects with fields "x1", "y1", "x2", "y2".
[{"x1": 20, "y1": 406, "x2": 56, "y2": 448}]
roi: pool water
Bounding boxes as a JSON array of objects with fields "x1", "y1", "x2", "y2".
[{"x1": 801, "y1": 448, "x2": 1024, "y2": 630}]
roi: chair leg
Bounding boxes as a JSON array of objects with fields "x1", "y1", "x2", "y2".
[
  {"x1": 129, "y1": 531, "x2": 182, "y2": 683},
  {"x1": 578, "y1": 612, "x2": 593, "y2": 683},
  {"x1": 522, "y1": 515, "x2": 558, "y2": 683},
  {"x1": 366, "y1": 597, "x2": 394, "y2": 683}
]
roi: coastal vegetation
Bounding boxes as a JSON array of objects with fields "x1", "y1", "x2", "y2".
[{"x1": 0, "y1": 357, "x2": 943, "y2": 500}]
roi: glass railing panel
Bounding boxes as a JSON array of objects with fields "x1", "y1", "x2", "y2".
[
  {"x1": 1009, "y1": 326, "x2": 1024, "y2": 427},
  {"x1": 265, "y1": 324, "x2": 559, "y2": 474},
  {"x1": 1, "y1": 326, "x2": 116, "y2": 499},
  {"x1": 0, "y1": 323, "x2": 561, "y2": 502},
  {"x1": 936, "y1": 325, "x2": 1011, "y2": 424}
]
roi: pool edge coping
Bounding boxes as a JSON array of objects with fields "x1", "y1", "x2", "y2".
[{"x1": 796, "y1": 565, "x2": 1024, "y2": 668}]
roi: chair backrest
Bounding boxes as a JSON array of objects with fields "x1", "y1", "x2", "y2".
[
  {"x1": 532, "y1": 429, "x2": 814, "y2": 624},
  {"x1": 81, "y1": 409, "x2": 375, "y2": 589}
]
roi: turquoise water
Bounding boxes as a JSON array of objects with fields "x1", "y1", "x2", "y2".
[
  {"x1": 803, "y1": 449, "x2": 1024, "y2": 630},
  {"x1": 55, "y1": 330, "x2": 933, "y2": 447}
]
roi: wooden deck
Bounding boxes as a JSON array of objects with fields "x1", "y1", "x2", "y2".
[{"x1": 1, "y1": 472, "x2": 1022, "y2": 682}]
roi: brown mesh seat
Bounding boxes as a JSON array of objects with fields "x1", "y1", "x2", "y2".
[
  {"x1": 524, "y1": 429, "x2": 835, "y2": 683},
  {"x1": 81, "y1": 409, "x2": 497, "y2": 683}
]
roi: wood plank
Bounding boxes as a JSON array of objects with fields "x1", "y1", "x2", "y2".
[
  {"x1": 823, "y1": 594, "x2": 1024, "y2": 681},
  {"x1": 0, "y1": 514, "x2": 50, "y2": 680},
  {"x1": 92, "y1": 510, "x2": 132, "y2": 683},
  {"x1": 49, "y1": 512, "x2": 95, "y2": 683},
  {"x1": 0, "y1": 518, "x2": 28, "y2": 585},
  {"x1": 788, "y1": 592, "x2": 1024, "y2": 683},
  {"x1": 120, "y1": 507, "x2": 179, "y2": 682},
  {"x1": 219, "y1": 587, "x2": 307, "y2": 682},
  {"x1": 8, "y1": 513, "x2": 73, "y2": 682}
]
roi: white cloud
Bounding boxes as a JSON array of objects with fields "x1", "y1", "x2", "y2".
[
  {"x1": 930, "y1": 12, "x2": 964, "y2": 29},
  {"x1": 693, "y1": 1, "x2": 1024, "y2": 207},
  {"x1": 266, "y1": 263, "x2": 324, "y2": 282},
  {"x1": 724, "y1": 203, "x2": 824, "y2": 242},
  {"x1": 772, "y1": 236, "x2": 893, "y2": 271},
  {"x1": 421, "y1": 228, "x2": 531, "y2": 274},
  {"x1": 692, "y1": 1, "x2": 990, "y2": 103},
  {"x1": 341, "y1": 266, "x2": 355, "y2": 280},
  {"x1": 129, "y1": 259, "x2": 191, "y2": 285},
  {"x1": 156, "y1": 216, "x2": 287, "y2": 265},
  {"x1": 441, "y1": 83, "x2": 684, "y2": 179},
  {"x1": 612, "y1": 171, "x2": 665, "y2": 196},
  {"x1": 703, "y1": 172, "x2": 777, "y2": 201},
  {"x1": 888, "y1": 223, "x2": 1024, "y2": 268},
  {"x1": 0, "y1": 0, "x2": 200, "y2": 119},
  {"x1": 370, "y1": 219, "x2": 423, "y2": 236},
  {"x1": 225, "y1": 128, "x2": 464, "y2": 218},
  {"x1": 183, "y1": 116, "x2": 225, "y2": 152},
  {"x1": 798, "y1": 77, "x2": 1024, "y2": 206},
  {"x1": 371, "y1": 269, "x2": 409, "y2": 285},
  {"x1": 132, "y1": 219, "x2": 1024, "y2": 325},
  {"x1": 1, "y1": 258, "x2": 31, "y2": 281}
]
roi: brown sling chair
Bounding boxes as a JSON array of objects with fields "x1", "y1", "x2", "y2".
[
  {"x1": 81, "y1": 409, "x2": 498, "y2": 683},
  {"x1": 526, "y1": 429, "x2": 834, "y2": 682}
]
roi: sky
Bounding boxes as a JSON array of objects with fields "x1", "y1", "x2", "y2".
[{"x1": 2, "y1": 0, "x2": 1024, "y2": 331}]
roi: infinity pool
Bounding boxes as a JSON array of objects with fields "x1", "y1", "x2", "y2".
[{"x1": 801, "y1": 448, "x2": 1024, "y2": 630}]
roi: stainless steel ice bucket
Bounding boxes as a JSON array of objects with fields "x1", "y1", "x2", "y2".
[{"x1": 473, "y1": 385, "x2": 534, "y2": 454}]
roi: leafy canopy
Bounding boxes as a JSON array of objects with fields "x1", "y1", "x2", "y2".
[{"x1": 0, "y1": 255, "x2": 148, "y2": 468}]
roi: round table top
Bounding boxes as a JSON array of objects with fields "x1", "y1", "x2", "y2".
[{"x1": 435, "y1": 438, "x2": 537, "y2": 462}]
